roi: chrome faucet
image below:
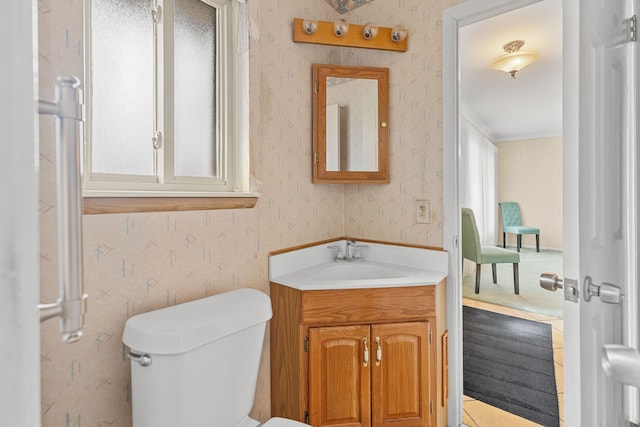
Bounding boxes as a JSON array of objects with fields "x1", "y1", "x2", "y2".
[
  {"x1": 345, "y1": 239, "x2": 357, "y2": 260},
  {"x1": 328, "y1": 238, "x2": 368, "y2": 262}
]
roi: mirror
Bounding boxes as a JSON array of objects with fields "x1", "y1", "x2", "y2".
[{"x1": 312, "y1": 64, "x2": 389, "y2": 183}]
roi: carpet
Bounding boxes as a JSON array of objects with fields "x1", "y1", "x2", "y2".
[
  {"x1": 463, "y1": 248, "x2": 563, "y2": 318},
  {"x1": 463, "y1": 306, "x2": 560, "y2": 427}
]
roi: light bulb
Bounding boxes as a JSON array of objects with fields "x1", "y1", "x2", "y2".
[
  {"x1": 333, "y1": 19, "x2": 349, "y2": 37},
  {"x1": 302, "y1": 19, "x2": 317, "y2": 35},
  {"x1": 362, "y1": 22, "x2": 379, "y2": 40},
  {"x1": 390, "y1": 25, "x2": 408, "y2": 42}
]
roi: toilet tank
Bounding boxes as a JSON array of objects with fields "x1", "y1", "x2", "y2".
[{"x1": 122, "y1": 288, "x2": 272, "y2": 427}]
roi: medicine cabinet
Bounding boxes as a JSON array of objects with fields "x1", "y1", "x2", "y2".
[{"x1": 312, "y1": 64, "x2": 390, "y2": 184}]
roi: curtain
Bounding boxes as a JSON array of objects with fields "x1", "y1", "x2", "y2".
[{"x1": 460, "y1": 118, "x2": 498, "y2": 246}]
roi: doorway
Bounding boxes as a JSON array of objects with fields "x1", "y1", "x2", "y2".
[
  {"x1": 442, "y1": 0, "x2": 565, "y2": 426},
  {"x1": 458, "y1": 1, "x2": 564, "y2": 424},
  {"x1": 459, "y1": 0, "x2": 563, "y2": 316}
]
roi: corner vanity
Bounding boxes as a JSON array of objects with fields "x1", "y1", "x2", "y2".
[{"x1": 269, "y1": 238, "x2": 448, "y2": 427}]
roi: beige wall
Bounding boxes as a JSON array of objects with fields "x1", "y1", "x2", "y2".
[
  {"x1": 38, "y1": 0, "x2": 458, "y2": 425},
  {"x1": 497, "y1": 136, "x2": 563, "y2": 250}
]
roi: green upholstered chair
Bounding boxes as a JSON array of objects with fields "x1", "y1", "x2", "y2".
[
  {"x1": 499, "y1": 202, "x2": 540, "y2": 252},
  {"x1": 461, "y1": 208, "x2": 520, "y2": 294}
]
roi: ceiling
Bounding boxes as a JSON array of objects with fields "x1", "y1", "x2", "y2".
[{"x1": 459, "y1": 0, "x2": 563, "y2": 142}]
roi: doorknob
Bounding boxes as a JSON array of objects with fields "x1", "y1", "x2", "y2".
[
  {"x1": 539, "y1": 272, "x2": 564, "y2": 291},
  {"x1": 583, "y1": 276, "x2": 624, "y2": 304},
  {"x1": 602, "y1": 345, "x2": 640, "y2": 388},
  {"x1": 539, "y1": 273, "x2": 579, "y2": 303}
]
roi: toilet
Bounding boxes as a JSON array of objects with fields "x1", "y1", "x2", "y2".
[{"x1": 122, "y1": 288, "x2": 307, "y2": 427}]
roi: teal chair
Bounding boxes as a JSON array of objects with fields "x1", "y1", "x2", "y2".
[
  {"x1": 499, "y1": 202, "x2": 540, "y2": 252},
  {"x1": 461, "y1": 208, "x2": 520, "y2": 294}
]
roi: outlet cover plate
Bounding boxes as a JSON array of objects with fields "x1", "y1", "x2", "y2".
[{"x1": 416, "y1": 200, "x2": 430, "y2": 224}]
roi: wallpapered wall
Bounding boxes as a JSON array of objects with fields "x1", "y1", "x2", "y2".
[
  {"x1": 38, "y1": 0, "x2": 458, "y2": 425},
  {"x1": 497, "y1": 136, "x2": 563, "y2": 250}
]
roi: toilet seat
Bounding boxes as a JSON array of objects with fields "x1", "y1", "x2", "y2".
[{"x1": 262, "y1": 417, "x2": 309, "y2": 427}]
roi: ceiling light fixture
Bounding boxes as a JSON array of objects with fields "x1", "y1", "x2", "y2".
[{"x1": 490, "y1": 40, "x2": 539, "y2": 79}]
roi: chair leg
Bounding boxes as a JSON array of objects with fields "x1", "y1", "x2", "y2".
[
  {"x1": 517, "y1": 234, "x2": 522, "y2": 252},
  {"x1": 536, "y1": 234, "x2": 540, "y2": 252},
  {"x1": 503, "y1": 232, "x2": 506, "y2": 248},
  {"x1": 491, "y1": 263, "x2": 497, "y2": 283},
  {"x1": 513, "y1": 263, "x2": 520, "y2": 294},
  {"x1": 475, "y1": 264, "x2": 481, "y2": 294}
]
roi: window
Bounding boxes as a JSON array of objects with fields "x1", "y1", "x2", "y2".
[{"x1": 83, "y1": 0, "x2": 252, "y2": 202}]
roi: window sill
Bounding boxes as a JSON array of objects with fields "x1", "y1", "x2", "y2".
[{"x1": 83, "y1": 194, "x2": 259, "y2": 214}]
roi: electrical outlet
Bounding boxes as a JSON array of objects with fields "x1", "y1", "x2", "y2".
[{"x1": 416, "y1": 200, "x2": 430, "y2": 224}]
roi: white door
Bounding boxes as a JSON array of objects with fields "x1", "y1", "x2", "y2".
[
  {"x1": 563, "y1": 0, "x2": 639, "y2": 425},
  {"x1": 1, "y1": 0, "x2": 42, "y2": 426}
]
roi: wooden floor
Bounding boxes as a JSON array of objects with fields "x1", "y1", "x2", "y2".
[{"x1": 462, "y1": 298, "x2": 564, "y2": 427}]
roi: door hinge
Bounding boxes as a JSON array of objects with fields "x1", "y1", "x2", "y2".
[
  {"x1": 428, "y1": 329, "x2": 432, "y2": 345},
  {"x1": 630, "y1": 14, "x2": 638, "y2": 42},
  {"x1": 429, "y1": 400, "x2": 433, "y2": 414},
  {"x1": 304, "y1": 411, "x2": 310, "y2": 424},
  {"x1": 314, "y1": 80, "x2": 319, "y2": 94},
  {"x1": 314, "y1": 152, "x2": 319, "y2": 165},
  {"x1": 304, "y1": 336, "x2": 309, "y2": 352}
]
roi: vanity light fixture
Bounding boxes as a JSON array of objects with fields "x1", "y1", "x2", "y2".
[
  {"x1": 362, "y1": 22, "x2": 379, "y2": 40},
  {"x1": 490, "y1": 40, "x2": 539, "y2": 79},
  {"x1": 292, "y1": 18, "x2": 408, "y2": 52}
]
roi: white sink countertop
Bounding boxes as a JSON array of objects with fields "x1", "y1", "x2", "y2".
[{"x1": 269, "y1": 240, "x2": 448, "y2": 290}]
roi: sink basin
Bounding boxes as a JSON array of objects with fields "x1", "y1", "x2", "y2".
[
  {"x1": 307, "y1": 262, "x2": 412, "y2": 281},
  {"x1": 269, "y1": 240, "x2": 449, "y2": 290},
  {"x1": 272, "y1": 261, "x2": 443, "y2": 290}
]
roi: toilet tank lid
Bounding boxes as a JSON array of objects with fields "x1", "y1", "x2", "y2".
[{"x1": 122, "y1": 288, "x2": 272, "y2": 355}]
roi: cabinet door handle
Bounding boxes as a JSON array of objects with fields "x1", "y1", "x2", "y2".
[
  {"x1": 363, "y1": 337, "x2": 369, "y2": 367},
  {"x1": 375, "y1": 336, "x2": 382, "y2": 366}
]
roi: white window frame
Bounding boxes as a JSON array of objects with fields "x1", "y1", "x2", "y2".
[{"x1": 82, "y1": 0, "x2": 253, "y2": 199}]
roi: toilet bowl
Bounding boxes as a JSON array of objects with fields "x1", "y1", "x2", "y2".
[{"x1": 122, "y1": 288, "x2": 308, "y2": 427}]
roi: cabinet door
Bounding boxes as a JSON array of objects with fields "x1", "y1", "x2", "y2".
[
  {"x1": 309, "y1": 325, "x2": 372, "y2": 427},
  {"x1": 371, "y1": 322, "x2": 432, "y2": 427}
]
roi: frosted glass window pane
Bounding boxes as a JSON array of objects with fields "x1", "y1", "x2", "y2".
[
  {"x1": 91, "y1": 0, "x2": 154, "y2": 176},
  {"x1": 174, "y1": 0, "x2": 217, "y2": 178}
]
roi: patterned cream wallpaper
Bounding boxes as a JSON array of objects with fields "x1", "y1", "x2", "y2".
[
  {"x1": 38, "y1": 0, "x2": 458, "y2": 425},
  {"x1": 497, "y1": 136, "x2": 563, "y2": 250},
  {"x1": 338, "y1": 2, "x2": 451, "y2": 244}
]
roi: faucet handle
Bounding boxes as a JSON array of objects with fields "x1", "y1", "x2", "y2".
[
  {"x1": 327, "y1": 245, "x2": 345, "y2": 260},
  {"x1": 351, "y1": 244, "x2": 368, "y2": 261}
]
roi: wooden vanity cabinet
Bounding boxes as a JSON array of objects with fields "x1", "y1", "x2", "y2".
[
  {"x1": 270, "y1": 281, "x2": 446, "y2": 427},
  {"x1": 309, "y1": 322, "x2": 431, "y2": 427}
]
